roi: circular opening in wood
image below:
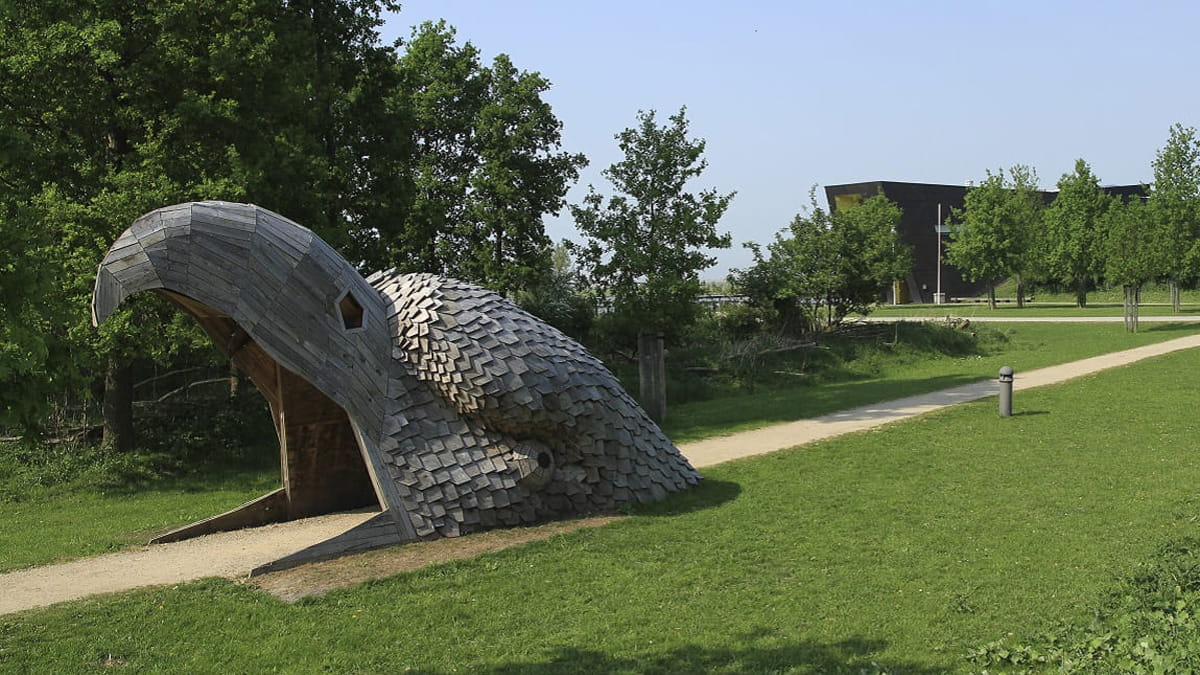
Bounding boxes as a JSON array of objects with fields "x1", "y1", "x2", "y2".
[{"x1": 537, "y1": 451, "x2": 552, "y2": 469}]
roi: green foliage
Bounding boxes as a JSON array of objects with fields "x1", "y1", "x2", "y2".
[
  {"x1": 571, "y1": 107, "x2": 734, "y2": 334},
  {"x1": 514, "y1": 242, "x2": 596, "y2": 342},
  {"x1": 1149, "y1": 123, "x2": 1200, "y2": 283},
  {"x1": 0, "y1": 386, "x2": 273, "y2": 506},
  {"x1": 662, "y1": 321, "x2": 1197, "y2": 443},
  {"x1": 8, "y1": 347, "x2": 1200, "y2": 671},
  {"x1": 969, "y1": 538, "x2": 1200, "y2": 673},
  {"x1": 948, "y1": 166, "x2": 1043, "y2": 307},
  {"x1": 716, "y1": 303, "x2": 774, "y2": 340},
  {"x1": 388, "y1": 21, "x2": 586, "y2": 294},
  {"x1": 730, "y1": 191, "x2": 911, "y2": 332},
  {"x1": 0, "y1": 6, "x2": 583, "y2": 439},
  {"x1": 608, "y1": 316, "x2": 989, "y2": 412},
  {"x1": 1041, "y1": 159, "x2": 1112, "y2": 307},
  {"x1": 1104, "y1": 195, "x2": 1157, "y2": 287},
  {"x1": 0, "y1": 0, "x2": 406, "y2": 439},
  {"x1": 0, "y1": 203, "x2": 70, "y2": 431}
]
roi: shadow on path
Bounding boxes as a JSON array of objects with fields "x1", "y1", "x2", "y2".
[{"x1": 470, "y1": 635, "x2": 949, "y2": 674}]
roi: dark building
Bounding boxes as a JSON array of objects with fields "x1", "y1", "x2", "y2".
[{"x1": 824, "y1": 181, "x2": 1146, "y2": 304}]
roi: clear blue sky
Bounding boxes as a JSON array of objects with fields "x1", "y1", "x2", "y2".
[{"x1": 380, "y1": 1, "x2": 1200, "y2": 279}]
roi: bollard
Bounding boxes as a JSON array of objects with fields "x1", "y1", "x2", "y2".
[{"x1": 998, "y1": 366, "x2": 1014, "y2": 417}]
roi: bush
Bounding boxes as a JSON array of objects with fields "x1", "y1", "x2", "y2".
[
  {"x1": 627, "y1": 319, "x2": 998, "y2": 407},
  {"x1": 968, "y1": 537, "x2": 1200, "y2": 673},
  {"x1": 0, "y1": 381, "x2": 277, "y2": 504},
  {"x1": 716, "y1": 303, "x2": 774, "y2": 340},
  {"x1": 0, "y1": 440, "x2": 168, "y2": 503},
  {"x1": 134, "y1": 386, "x2": 275, "y2": 467}
]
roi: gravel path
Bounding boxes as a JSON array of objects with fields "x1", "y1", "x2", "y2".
[{"x1": 4, "y1": 331, "x2": 1200, "y2": 615}]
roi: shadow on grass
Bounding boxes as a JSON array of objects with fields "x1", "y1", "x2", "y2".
[
  {"x1": 1145, "y1": 321, "x2": 1200, "y2": 332},
  {"x1": 473, "y1": 637, "x2": 949, "y2": 674},
  {"x1": 95, "y1": 456, "x2": 277, "y2": 497},
  {"x1": 1009, "y1": 410, "x2": 1050, "y2": 417},
  {"x1": 629, "y1": 478, "x2": 741, "y2": 518}
]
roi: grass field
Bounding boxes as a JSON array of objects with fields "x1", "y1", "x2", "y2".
[
  {"x1": 869, "y1": 302, "x2": 1200, "y2": 318},
  {"x1": 866, "y1": 280, "x2": 1200, "y2": 318},
  {"x1": 662, "y1": 321, "x2": 1200, "y2": 442},
  {"x1": 3, "y1": 341, "x2": 1200, "y2": 672},
  {"x1": 0, "y1": 462, "x2": 277, "y2": 573},
  {"x1": 3, "y1": 322, "x2": 1200, "y2": 576}
]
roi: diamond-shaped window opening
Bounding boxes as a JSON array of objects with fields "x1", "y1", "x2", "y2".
[{"x1": 338, "y1": 291, "x2": 365, "y2": 330}]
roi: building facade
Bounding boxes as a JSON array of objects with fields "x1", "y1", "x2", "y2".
[{"x1": 824, "y1": 181, "x2": 1145, "y2": 304}]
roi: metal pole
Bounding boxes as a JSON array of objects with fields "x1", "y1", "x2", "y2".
[{"x1": 936, "y1": 203, "x2": 942, "y2": 304}]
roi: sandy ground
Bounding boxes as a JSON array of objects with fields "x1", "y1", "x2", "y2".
[
  {"x1": 4, "y1": 331, "x2": 1200, "y2": 614},
  {"x1": 247, "y1": 516, "x2": 622, "y2": 602}
]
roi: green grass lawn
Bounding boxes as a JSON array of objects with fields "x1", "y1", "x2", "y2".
[
  {"x1": 0, "y1": 472, "x2": 277, "y2": 573},
  {"x1": 3, "y1": 322, "x2": 1199, "y2": 575},
  {"x1": 962, "y1": 279, "x2": 1200, "y2": 306},
  {"x1": 869, "y1": 302, "x2": 1200, "y2": 318},
  {"x1": 663, "y1": 321, "x2": 1200, "y2": 442},
  {"x1": 0, "y1": 458, "x2": 277, "y2": 573},
  {"x1": 867, "y1": 280, "x2": 1200, "y2": 318},
  {"x1": 4, "y1": 343, "x2": 1200, "y2": 672}
]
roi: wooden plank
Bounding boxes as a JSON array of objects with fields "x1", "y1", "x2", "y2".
[
  {"x1": 256, "y1": 210, "x2": 314, "y2": 251},
  {"x1": 128, "y1": 210, "x2": 164, "y2": 239},
  {"x1": 191, "y1": 217, "x2": 255, "y2": 244},
  {"x1": 104, "y1": 250, "x2": 152, "y2": 276},
  {"x1": 91, "y1": 267, "x2": 127, "y2": 324},
  {"x1": 135, "y1": 224, "x2": 170, "y2": 250},
  {"x1": 113, "y1": 259, "x2": 163, "y2": 292},
  {"x1": 194, "y1": 201, "x2": 257, "y2": 229},
  {"x1": 103, "y1": 238, "x2": 145, "y2": 265},
  {"x1": 150, "y1": 488, "x2": 289, "y2": 544}
]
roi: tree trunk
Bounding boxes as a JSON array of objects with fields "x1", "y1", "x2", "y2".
[
  {"x1": 102, "y1": 357, "x2": 135, "y2": 452},
  {"x1": 1075, "y1": 277, "x2": 1087, "y2": 308},
  {"x1": 228, "y1": 361, "x2": 240, "y2": 400},
  {"x1": 1015, "y1": 279, "x2": 1025, "y2": 309},
  {"x1": 637, "y1": 331, "x2": 666, "y2": 424},
  {"x1": 1123, "y1": 284, "x2": 1140, "y2": 333},
  {"x1": 1170, "y1": 280, "x2": 1181, "y2": 313},
  {"x1": 987, "y1": 285, "x2": 996, "y2": 310}
]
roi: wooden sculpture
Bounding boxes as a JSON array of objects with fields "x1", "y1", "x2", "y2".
[{"x1": 92, "y1": 202, "x2": 700, "y2": 543}]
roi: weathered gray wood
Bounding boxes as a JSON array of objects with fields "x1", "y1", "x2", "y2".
[
  {"x1": 638, "y1": 332, "x2": 667, "y2": 423},
  {"x1": 247, "y1": 511, "x2": 403, "y2": 576},
  {"x1": 93, "y1": 201, "x2": 698, "y2": 548},
  {"x1": 150, "y1": 488, "x2": 290, "y2": 544}
]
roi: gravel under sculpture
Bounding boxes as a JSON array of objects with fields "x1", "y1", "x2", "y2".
[{"x1": 92, "y1": 201, "x2": 700, "y2": 543}]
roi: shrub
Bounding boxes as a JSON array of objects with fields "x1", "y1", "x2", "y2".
[{"x1": 968, "y1": 537, "x2": 1200, "y2": 673}]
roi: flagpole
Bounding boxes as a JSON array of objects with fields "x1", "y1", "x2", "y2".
[{"x1": 935, "y1": 203, "x2": 943, "y2": 304}]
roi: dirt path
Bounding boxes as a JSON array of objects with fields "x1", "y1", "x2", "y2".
[
  {"x1": 5, "y1": 331, "x2": 1200, "y2": 614},
  {"x1": 684, "y1": 332, "x2": 1200, "y2": 465}
]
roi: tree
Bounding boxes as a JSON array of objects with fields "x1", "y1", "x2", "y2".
[
  {"x1": 570, "y1": 107, "x2": 733, "y2": 422},
  {"x1": 1149, "y1": 123, "x2": 1200, "y2": 312},
  {"x1": 0, "y1": 0, "x2": 401, "y2": 447},
  {"x1": 386, "y1": 21, "x2": 586, "y2": 294},
  {"x1": 571, "y1": 107, "x2": 734, "y2": 332},
  {"x1": 730, "y1": 192, "x2": 911, "y2": 334},
  {"x1": 514, "y1": 242, "x2": 595, "y2": 342},
  {"x1": 1104, "y1": 197, "x2": 1156, "y2": 332},
  {"x1": 1041, "y1": 159, "x2": 1111, "y2": 307},
  {"x1": 946, "y1": 166, "x2": 1043, "y2": 309},
  {"x1": 456, "y1": 53, "x2": 588, "y2": 295}
]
